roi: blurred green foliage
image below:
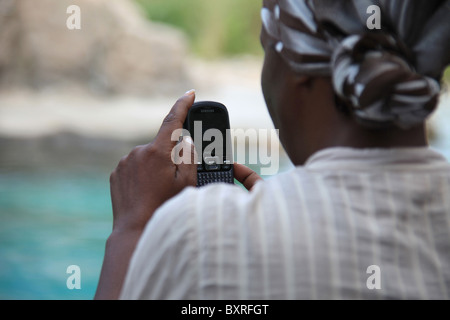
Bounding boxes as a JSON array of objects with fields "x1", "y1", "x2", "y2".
[
  {"x1": 444, "y1": 66, "x2": 450, "y2": 87},
  {"x1": 134, "y1": 0, "x2": 450, "y2": 88},
  {"x1": 134, "y1": 0, "x2": 263, "y2": 58}
]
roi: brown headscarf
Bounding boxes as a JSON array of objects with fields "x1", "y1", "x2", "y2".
[{"x1": 261, "y1": 0, "x2": 450, "y2": 129}]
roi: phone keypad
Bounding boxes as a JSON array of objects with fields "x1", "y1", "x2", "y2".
[{"x1": 197, "y1": 170, "x2": 233, "y2": 187}]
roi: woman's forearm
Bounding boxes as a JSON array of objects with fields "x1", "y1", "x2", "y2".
[{"x1": 94, "y1": 229, "x2": 142, "y2": 300}]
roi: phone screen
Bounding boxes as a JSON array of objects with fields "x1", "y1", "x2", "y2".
[{"x1": 185, "y1": 103, "x2": 232, "y2": 170}]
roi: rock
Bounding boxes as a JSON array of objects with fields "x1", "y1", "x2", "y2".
[{"x1": 0, "y1": 0, "x2": 190, "y2": 96}]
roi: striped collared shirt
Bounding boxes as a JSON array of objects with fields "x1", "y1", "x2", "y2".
[{"x1": 120, "y1": 147, "x2": 450, "y2": 300}]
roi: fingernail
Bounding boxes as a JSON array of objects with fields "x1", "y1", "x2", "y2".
[{"x1": 184, "y1": 89, "x2": 196, "y2": 96}]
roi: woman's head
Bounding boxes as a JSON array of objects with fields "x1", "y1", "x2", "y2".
[{"x1": 260, "y1": 0, "x2": 450, "y2": 164}]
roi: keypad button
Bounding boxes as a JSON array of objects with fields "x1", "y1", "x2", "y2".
[{"x1": 197, "y1": 169, "x2": 233, "y2": 187}]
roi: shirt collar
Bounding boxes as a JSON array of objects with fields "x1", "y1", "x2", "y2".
[{"x1": 304, "y1": 147, "x2": 449, "y2": 171}]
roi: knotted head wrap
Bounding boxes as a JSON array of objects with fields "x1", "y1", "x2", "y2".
[{"x1": 261, "y1": 0, "x2": 450, "y2": 129}]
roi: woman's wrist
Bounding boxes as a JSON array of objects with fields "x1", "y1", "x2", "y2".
[
  {"x1": 94, "y1": 228, "x2": 144, "y2": 299},
  {"x1": 109, "y1": 224, "x2": 145, "y2": 241}
]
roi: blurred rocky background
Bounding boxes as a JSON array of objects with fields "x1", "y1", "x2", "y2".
[
  {"x1": 0, "y1": 0, "x2": 190, "y2": 95},
  {"x1": 0, "y1": 0, "x2": 276, "y2": 174}
]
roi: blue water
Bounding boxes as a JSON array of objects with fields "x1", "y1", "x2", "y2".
[{"x1": 0, "y1": 169, "x2": 112, "y2": 300}]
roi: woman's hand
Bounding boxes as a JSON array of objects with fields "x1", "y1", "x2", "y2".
[
  {"x1": 109, "y1": 90, "x2": 197, "y2": 234},
  {"x1": 95, "y1": 90, "x2": 197, "y2": 300},
  {"x1": 234, "y1": 163, "x2": 263, "y2": 190}
]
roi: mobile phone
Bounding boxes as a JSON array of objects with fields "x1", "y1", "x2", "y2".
[{"x1": 183, "y1": 101, "x2": 234, "y2": 187}]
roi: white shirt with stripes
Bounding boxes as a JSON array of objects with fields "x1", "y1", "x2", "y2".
[{"x1": 119, "y1": 147, "x2": 450, "y2": 299}]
